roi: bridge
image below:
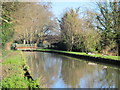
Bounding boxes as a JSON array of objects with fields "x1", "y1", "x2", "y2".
[{"x1": 14, "y1": 44, "x2": 37, "y2": 50}]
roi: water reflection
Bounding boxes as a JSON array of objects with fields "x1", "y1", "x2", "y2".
[{"x1": 25, "y1": 52, "x2": 120, "y2": 88}]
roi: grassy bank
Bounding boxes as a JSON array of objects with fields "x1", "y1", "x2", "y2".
[
  {"x1": 36, "y1": 49, "x2": 120, "y2": 61},
  {"x1": 1, "y1": 50, "x2": 39, "y2": 88}
]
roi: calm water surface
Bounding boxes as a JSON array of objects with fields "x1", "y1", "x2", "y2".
[{"x1": 25, "y1": 52, "x2": 120, "y2": 88}]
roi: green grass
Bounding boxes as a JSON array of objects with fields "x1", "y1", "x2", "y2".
[
  {"x1": 2, "y1": 51, "x2": 39, "y2": 88},
  {"x1": 2, "y1": 75, "x2": 39, "y2": 88},
  {"x1": 37, "y1": 49, "x2": 120, "y2": 60},
  {"x1": 2, "y1": 50, "x2": 13, "y2": 57},
  {"x1": 2, "y1": 75, "x2": 29, "y2": 88},
  {"x1": 2, "y1": 52, "x2": 24, "y2": 65}
]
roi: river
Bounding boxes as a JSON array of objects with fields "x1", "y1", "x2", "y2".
[{"x1": 24, "y1": 51, "x2": 120, "y2": 88}]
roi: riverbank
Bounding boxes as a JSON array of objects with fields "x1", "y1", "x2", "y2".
[
  {"x1": 1, "y1": 50, "x2": 39, "y2": 88},
  {"x1": 31, "y1": 49, "x2": 120, "y2": 66}
]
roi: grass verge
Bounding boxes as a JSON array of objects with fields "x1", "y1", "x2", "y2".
[
  {"x1": 1, "y1": 51, "x2": 39, "y2": 88},
  {"x1": 36, "y1": 49, "x2": 120, "y2": 61}
]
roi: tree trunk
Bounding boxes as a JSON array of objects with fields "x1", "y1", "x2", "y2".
[
  {"x1": 117, "y1": 35, "x2": 120, "y2": 56},
  {"x1": 117, "y1": 1, "x2": 120, "y2": 56}
]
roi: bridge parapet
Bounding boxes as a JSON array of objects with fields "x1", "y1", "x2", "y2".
[{"x1": 15, "y1": 44, "x2": 37, "y2": 50}]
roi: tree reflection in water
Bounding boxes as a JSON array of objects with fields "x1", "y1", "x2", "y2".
[{"x1": 24, "y1": 52, "x2": 120, "y2": 88}]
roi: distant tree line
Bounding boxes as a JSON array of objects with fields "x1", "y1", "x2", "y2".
[
  {"x1": 53, "y1": 0, "x2": 119, "y2": 56},
  {"x1": 1, "y1": 1, "x2": 119, "y2": 56},
  {"x1": 1, "y1": 2, "x2": 58, "y2": 49}
]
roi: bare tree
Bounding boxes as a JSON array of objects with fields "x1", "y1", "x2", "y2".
[
  {"x1": 12, "y1": 2, "x2": 55, "y2": 44},
  {"x1": 82, "y1": 10, "x2": 101, "y2": 52}
]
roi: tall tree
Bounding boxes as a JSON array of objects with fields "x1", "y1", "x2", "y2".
[
  {"x1": 59, "y1": 8, "x2": 100, "y2": 52},
  {"x1": 1, "y1": 2, "x2": 22, "y2": 48},
  {"x1": 82, "y1": 10, "x2": 101, "y2": 52},
  {"x1": 96, "y1": 0, "x2": 120, "y2": 56},
  {"x1": 59, "y1": 8, "x2": 82, "y2": 51}
]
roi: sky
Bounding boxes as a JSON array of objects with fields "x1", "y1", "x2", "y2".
[{"x1": 51, "y1": 2, "x2": 97, "y2": 18}]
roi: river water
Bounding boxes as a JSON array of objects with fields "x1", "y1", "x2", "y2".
[{"x1": 24, "y1": 51, "x2": 120, "y2": 88}]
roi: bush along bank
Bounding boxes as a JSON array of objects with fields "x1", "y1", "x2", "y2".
[
  {"x1": 1, "y1": 51, "x2": 39, "y2": 88},
  {"x1": 33, "y1": 49, "x2": 120, "y2": 67}
]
